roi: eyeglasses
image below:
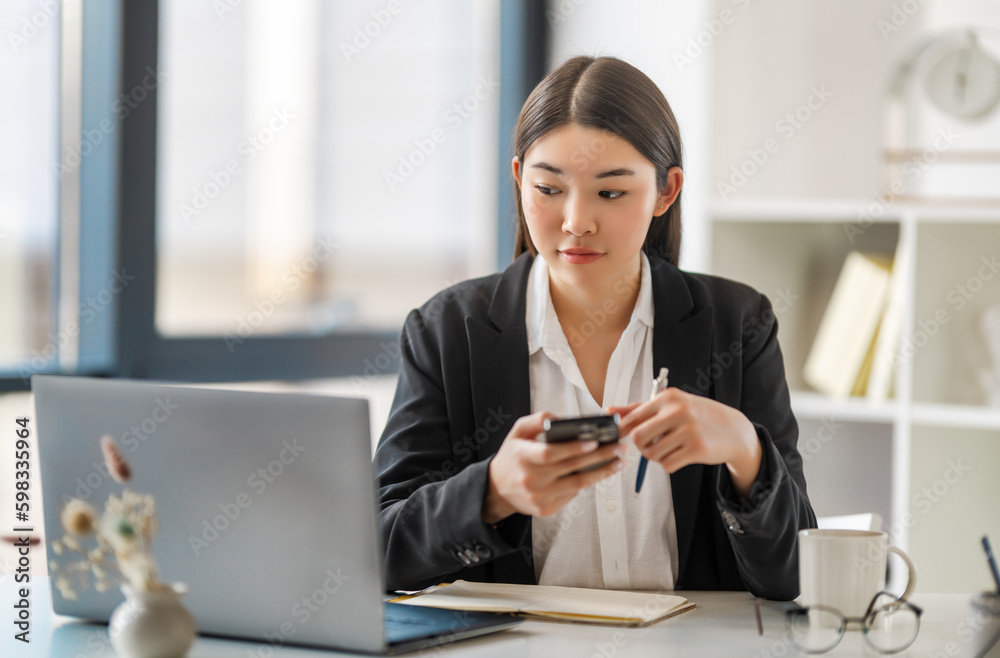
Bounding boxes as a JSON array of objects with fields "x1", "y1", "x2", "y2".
[{"x1": 755, "y1": 591, "x2": 923, "y2": 654}]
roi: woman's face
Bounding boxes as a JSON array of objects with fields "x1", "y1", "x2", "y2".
[{"x1": 513, "y1": 123, "x2": 681, "y2": 298}]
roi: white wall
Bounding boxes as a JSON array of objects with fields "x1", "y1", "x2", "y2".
[
  {"x1": 925, "y1": 0, "x2": 1000, "y2": 32},
  {"x1": 709, "y1": 0, "x2": 929, "y2": 203}
]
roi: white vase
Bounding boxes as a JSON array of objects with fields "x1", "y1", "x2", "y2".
[{"x1": 109, "y1": 582, "x2": 197, "y2": 658}]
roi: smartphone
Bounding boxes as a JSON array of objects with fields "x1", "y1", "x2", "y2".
[
  {"x1": 540, "y1": 414, "x2": 621, "y2": 473},
  {"x1": 541, "y1": 414, "x2": 621, "y2": 444}
]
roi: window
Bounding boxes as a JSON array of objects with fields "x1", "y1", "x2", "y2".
[
  {"x1": 0, "y1": 0, "x2": 60, "y2": 381},
  {"x1": 156, "y1": 0, "x2": 501, "y2": 338}
]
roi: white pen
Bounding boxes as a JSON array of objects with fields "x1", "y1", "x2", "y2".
[{"x1": 635, "y1": 367, "x2": 669, "y2": 493}]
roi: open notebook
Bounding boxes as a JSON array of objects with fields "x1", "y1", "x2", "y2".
[{"x1": 392, "y1": 580, "x2": 695, "y2": 627}]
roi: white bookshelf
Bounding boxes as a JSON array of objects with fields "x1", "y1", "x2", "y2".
[{"x1": 708, "y1": 199, "x2": 1000, "y2": 593}]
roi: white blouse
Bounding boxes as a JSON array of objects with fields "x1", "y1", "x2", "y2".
[{"x1": 526, "y1": 254, "x2": 679, "y2": 591}]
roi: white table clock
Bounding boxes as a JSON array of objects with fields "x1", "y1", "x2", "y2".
[
  {"x1": 884, "y1": 28, "x2": 1000, "y2": 203},
  {"x1": 925, "y1": 34, "x2": 1000, "y2": 120}
]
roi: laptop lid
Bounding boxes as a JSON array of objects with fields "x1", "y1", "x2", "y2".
[{"x1": 34, "y1": 375, "x2": 389, "y2": 654}]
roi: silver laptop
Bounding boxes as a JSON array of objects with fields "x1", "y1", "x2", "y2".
[{"x1": 33, "y1": 375, "x2": 521, "y2": 654}]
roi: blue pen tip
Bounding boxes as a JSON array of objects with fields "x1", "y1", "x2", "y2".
[{"x1": 635, "y1": 457, "x2": 648, "y2": 493}]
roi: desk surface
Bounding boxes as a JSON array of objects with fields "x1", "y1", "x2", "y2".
[{"x1": 3, "y1": 578, "x2": 997, "y2": 657}]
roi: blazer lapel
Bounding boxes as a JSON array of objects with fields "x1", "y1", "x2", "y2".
[
  {"x1": 649, "y1": 257, "x2": 716, "y2": 584},
  {"x1": 466, "y1": 255, "x2": 535, "y2": 583},
  {"x1": 467, "y1": 253, "x2": 533, "y2": 461}
]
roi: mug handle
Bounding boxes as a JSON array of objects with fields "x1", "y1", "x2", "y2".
[{"x1": 887, "y1": 545, "x2": 918, "y2": 601}]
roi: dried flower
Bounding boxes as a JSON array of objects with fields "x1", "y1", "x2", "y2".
[
  {"x1": 101, "y1": 435, "x2": 131, "y2": 483},
  {"x1": 47, "y1": 437, "x2": 165, "y2": 600},
  {"x1": 61, "y1": 499, "x2": 98, "y2": 536},
  {"x1": 55, "y1": 576, "x2": 78, "y2": 600},
  {"x1": 120, "y1": 553, "x2": 159, "y2": 592}
]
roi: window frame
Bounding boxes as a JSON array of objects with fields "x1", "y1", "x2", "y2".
[{"x1": 1, "y1": 0, "x2": 548, "y2": 389}]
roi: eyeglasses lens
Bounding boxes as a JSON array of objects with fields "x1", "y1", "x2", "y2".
[
  {"x1": 787, "y1": 607, "x2": 844, "y2": 653},
  {"x1": 865, "y1": 597, "x2": 920, "y2": 653}
]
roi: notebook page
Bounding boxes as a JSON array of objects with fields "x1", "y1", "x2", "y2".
[
  {"x1": 393, "y1": 580, "x2": 569, "y2": 612},
  {"x1": 525, "y1": 587, "x2": 688, "y2": 621},
  {"x1": 394, "y1": 580, "x2": 689, "y2": 623}
]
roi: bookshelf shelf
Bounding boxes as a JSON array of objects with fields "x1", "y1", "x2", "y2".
[
  {"x1": 911, "y1": 402, "x2": 1000, "y2": 432},
  {"x1": 708, "y1": 198, "x2": 1000, "y2": 593},
  {"x1": 710, "y1": 200, "x2": 1000, "y2": 224},
  {"x1": 709, "y1": 199, "x2": 904, "y2": 223},
  {"x1": 790, "y1": 390, "x2": 898, "y2": 423}
]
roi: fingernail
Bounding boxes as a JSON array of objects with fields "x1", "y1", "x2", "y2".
[
  {"x1": 615, "y1": 460, "x2": 627, "y2": 471},
  {"x1": 614, "y1": 445, "x2": 627, "y2": 457},
  {"x1": 584, "y1": 441, "x2": 599, "y2": 452}
]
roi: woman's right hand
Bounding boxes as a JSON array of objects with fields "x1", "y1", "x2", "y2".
[{"x1": 481, "y1": 411, "x2": 627, "y2": 525}]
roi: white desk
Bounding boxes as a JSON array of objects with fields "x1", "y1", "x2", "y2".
[{"x1": 3, "y1": 578, "x2": 997, "y2": 657}]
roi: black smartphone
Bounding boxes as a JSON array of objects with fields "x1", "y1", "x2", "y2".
[
  {"x1": 541, "y1": 414, "x2": 621, "y2": 444},
  {"x1": 540, "y1": 414, "x2": 621, "y2": 473}
]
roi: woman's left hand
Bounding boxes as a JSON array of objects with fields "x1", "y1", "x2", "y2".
[{"x1": 607, "y1": 388, "x2": 763, "y2": 498}]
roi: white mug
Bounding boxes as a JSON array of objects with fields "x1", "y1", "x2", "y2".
[{"x1": 798, "y1": 529, "x2": 917, "y2": 620}]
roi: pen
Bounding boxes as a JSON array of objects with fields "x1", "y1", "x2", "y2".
[
  {"x1": 983, "y1": 536, "x2": 1000, "y2": 593},
  {"x1": 635, "y1": 367, "x2": 669, "y2": 493}
]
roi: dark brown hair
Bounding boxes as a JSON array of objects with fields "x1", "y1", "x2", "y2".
[{"x1": 511, "y1": 56, "x2": 683, "y2": 264}]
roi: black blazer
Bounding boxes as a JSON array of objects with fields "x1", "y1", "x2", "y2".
[{"x1": 374, "y1": 253, "x2": 816, "y2": 600}]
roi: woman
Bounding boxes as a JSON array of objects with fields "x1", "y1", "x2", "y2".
[{"x1": 374, "y1": 55, "x2": 815, "y2": 600}]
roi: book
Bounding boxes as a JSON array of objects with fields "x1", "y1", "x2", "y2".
[
  {"x1": 390, "y1": 580, "x2": 695, "y2": 627},
  {"x1": 803, "y1": 251, "x2": 893, "y2": 398},
  {"x1": 866, "y1": 241, "x2": 907, "y2": 403},
  {"x1": 850, "y1": 328, "x2": 879, "y2": 397}
]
